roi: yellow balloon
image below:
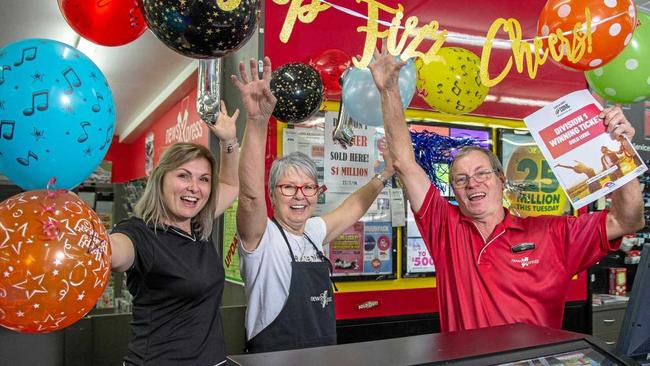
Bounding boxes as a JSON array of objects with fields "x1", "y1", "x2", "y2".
[{"x1": 416, "y1": 47, "x2": 489, "y2": 115}]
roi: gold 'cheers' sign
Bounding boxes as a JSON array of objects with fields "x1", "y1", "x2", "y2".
[{"x1": 273, "y1": 0, "x2": 593, "y2": 87}]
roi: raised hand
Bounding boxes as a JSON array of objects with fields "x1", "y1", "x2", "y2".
[
  {"x1": 208, "y1": 100, "x2": 239, "y2": 142},
  {"x1": 231, "y1": 57, "x2": 277, "y2": 122},
  {"x1": 601, "y1": 105, "x2": 635, "y2": 140},
  {"x1": 368, "y1": 40, "x2": 405, "y2": 92}
]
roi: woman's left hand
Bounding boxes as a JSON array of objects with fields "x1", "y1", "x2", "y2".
[{"x1": 209, "y1": 100, "x2": 240, "y2": 142}]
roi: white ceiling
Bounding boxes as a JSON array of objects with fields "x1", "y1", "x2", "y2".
[{"x1": 0, "y1": 0, "x2": 196, "y2": 143}]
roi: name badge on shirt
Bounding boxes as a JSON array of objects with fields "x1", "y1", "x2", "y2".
[{"x1": 511, "y1": 242, "x2": 535, "y2": 253}]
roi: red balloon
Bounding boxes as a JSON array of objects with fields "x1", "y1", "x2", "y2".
[
  {"x1": 0, "y1": 190, "x2": 111, "y2": 333},
  {"x1": 310, "y1": 49, "x2": 352, "y2": 97},
  {"x1": 537, "y1": 0, "x2": 637, "y2": 71},
  {"x1": 58, "y1": 0, "x2": 147, "y2": 46}
]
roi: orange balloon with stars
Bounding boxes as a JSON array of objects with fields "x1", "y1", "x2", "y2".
[
  {"x1": 537, "y1": 0, "x2": 637, "y2": 71},
  {"x1": 0, "y1": 190, "x2": 111, "y2": 333}
]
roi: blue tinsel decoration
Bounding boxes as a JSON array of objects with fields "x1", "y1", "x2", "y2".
[{"x1": 410, "y1": 130, "x2": 483, "y2": 191}]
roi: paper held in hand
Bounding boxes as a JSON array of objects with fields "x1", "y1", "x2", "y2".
[{"x1": 523, "y1": 89, "x2": 647, "y2": 209}]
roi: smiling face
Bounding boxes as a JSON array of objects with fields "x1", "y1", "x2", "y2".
[
  {"x1": 451, "y1": 150, "x2": 504, "y2": 221},
  {"x1": 161, "y1": 157, "x2": 212, "y2": 231},
  {"x1": 271, "y1": 166, "x2": 319, "y2": 235}
]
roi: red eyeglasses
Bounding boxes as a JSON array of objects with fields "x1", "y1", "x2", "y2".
[{"x1": 276, "y1": 184, "x2": 327, "y2": 197}]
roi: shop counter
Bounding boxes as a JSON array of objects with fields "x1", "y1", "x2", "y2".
[{"x1": 228, "y1": 323, "x2": 635, "y2": 366}]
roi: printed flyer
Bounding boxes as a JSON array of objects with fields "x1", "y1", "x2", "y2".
[
  {"x1": 500, "y1": 131, "x2": 570, "y2": 217},
  {"x1": 222, "y1": 199, "x2": 243, "y2": 285},
  {"x1": 406, "y1": 238, "x2": 436, "y2": 274},
  {"x1": 523, "y1": 89, "x2": 647, "y2": 209},
  {"x1": 324, "y1": 111, "x2": 376, "y2": 193},
  {"x1": 405, "y1": 201, "x2": 435, "y2": 274},
  {"x1": 363, "y1": 221, "x2": 393, "y2": 274},
  {"x1": 325, "y1": 222, "x2": 364, "y2": 276}
]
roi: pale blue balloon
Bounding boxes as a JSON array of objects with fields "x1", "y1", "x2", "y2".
[
  {"x1": 0, "y1": 38, "x2": 116, "y2": 190},
  {"x1": 341, "y1": 58, "x2": 416, "y2": 127}
]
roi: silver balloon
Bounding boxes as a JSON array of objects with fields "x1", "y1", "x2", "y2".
[
  {"x1": 332, "y1": 102, "x2": 355, "y2": 149},
  {"x1": 197, "y1": 58, "x2": 222, "y2": 125}
]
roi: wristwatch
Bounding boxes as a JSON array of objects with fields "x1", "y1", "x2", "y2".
[{"x1": 374, "y1": 173, "x2": 390, "y2": 187}]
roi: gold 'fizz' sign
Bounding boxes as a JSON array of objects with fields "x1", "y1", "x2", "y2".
[{"x1": 273, "y1": 0, "x2": 593, "y2": 88}]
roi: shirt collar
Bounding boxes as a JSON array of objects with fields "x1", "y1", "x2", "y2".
[
  {"x1": 459, "y1": 207, "x2": 527, "y2": 231},
  {"x1": 501, "y1": 209, "x2": 527, "y2": 231}
]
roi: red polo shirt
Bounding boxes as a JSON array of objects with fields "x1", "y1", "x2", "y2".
[{"x1": 415, "y1": 184, "x2": 620, "y2": 332}]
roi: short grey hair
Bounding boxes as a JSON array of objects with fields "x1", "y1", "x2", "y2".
[
  {"x1": 450, "y1": 146, "x2": 504, "y2": 177},
  {"x1": 268, "y1": 152, "x2": 319, "y2": 197}
]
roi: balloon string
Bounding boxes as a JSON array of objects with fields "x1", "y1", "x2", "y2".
[
  {"x1": 522, "y1": 11, "x2": 629, "y2": 42},
  {"x1": 317, "y1": 0, "x2": 515, "y2": 47},
  {"x1": 317, "y1": 1, "x2": 630, "y2": 49},
  {"x1": 41, "y1": 218, "x2": 60, "y2": 240},
  {"x1": 42, "y1": 177, "x2": 62, "y2": 239},
  {"x1": 46, "y1": 177, "x2": 58, "y2": 199},
  {"x1": 318, "y1": 0, "x2": 397, "y2": 28}
]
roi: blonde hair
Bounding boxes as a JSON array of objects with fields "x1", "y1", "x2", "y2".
[{"x1": 134, "y1": 142, "x2": 218, "y2": 240}]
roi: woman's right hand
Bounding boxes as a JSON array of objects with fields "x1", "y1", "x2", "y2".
[{"x1": 231, "y1": 57, "x2": 277, "y2": 122}]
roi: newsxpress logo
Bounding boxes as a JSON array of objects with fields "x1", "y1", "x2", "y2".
[
  {"x1": 165, "y1": 104, "x2": 204, "y2": 144},
  {"x1": 511, "y1": 256, "x2": 540, "y2": 268},
  {"x1": 310, "y1": 290, "x2": 333, "y2": 308}
]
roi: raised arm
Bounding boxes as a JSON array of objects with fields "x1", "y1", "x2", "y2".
[
  {"x1": 233, "y1": 57, "x2": 277, "y2": 250},
  {"x1": 321, "y1": 150, "x2": 395, "y2": 243},
  {"x1": 600, "y1": 106, "x2": 645, "y2": 239},
  {"x1": 209, "y1": 101, "x2": 240, "y2": 216},
  {"x1": 368, "y1": 45, "x2": 431, "y2": 212}
]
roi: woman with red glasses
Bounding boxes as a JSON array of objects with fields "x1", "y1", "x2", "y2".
[{"x1": 232, "y1": 57, "x2": 394, "y2": 353}]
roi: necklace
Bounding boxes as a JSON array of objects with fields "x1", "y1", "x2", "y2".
[
  {"x1": 168, "y1": 226, "x2": 197, "y2": 242},
  {"x1": 299, "y1": 236, "x2": 309, "y2": 258}
]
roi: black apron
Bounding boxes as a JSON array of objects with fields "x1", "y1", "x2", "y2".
[{"x1": 246, "y1": 218, "x2": 337, "y2": 353}]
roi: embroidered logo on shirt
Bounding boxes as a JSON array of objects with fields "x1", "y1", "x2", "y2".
[
  {"x1": 511, "y1": 256, "x2": 540, "y2": 268},
  {"x1": 310, "y1": 290, "x2": 332, "y2": 308}
]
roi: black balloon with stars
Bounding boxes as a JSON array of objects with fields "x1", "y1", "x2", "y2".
[
  {"x1": 142, "y1": 0, "x2": 260, "y2": 59},
  {"x1": 270, "y1": 63, "x2": 324, "y2": 124}
]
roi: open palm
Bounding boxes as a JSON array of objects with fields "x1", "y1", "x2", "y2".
[
  {"x1": 231, "y1": 57, "x2": 277, "y2": 122},
  {"x1": 368, "y1": 43, "x2": 405, "y2": 91}
]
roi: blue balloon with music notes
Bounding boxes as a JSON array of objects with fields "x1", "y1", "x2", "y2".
[{"x1": 0, "y1": 38, "x2": 115, "y2": 190}]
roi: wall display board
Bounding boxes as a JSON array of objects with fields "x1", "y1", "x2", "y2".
[
  {"x1": 498, "y1": 130, "x2": 571, "y2": 217},
  {"x1": 402, "y1": 122, "x2": 491, "y2": 277},
  {"x1": 282, "y1": 111, "x2": 397, "y2": 280}
]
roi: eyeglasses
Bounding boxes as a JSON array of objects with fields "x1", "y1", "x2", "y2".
[
  {"x1": 276, "y1": 184, "x2": 326, "y2": 197},
  {"x1": 452, "y1": 169, "x2": 497, "y2": 188}
]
